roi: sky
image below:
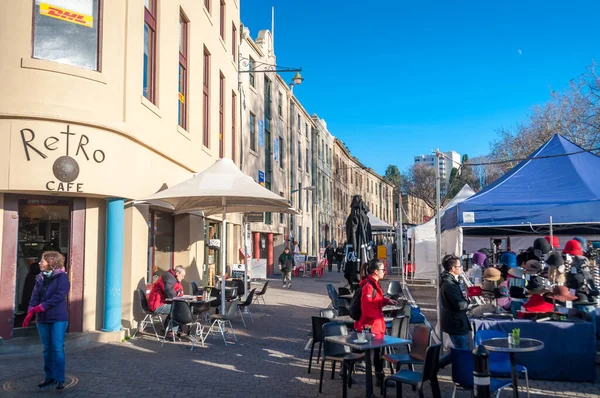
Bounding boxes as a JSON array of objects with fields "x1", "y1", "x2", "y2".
[{"x1": 241, "y1": 1, "x2": 600, "y2": 175}]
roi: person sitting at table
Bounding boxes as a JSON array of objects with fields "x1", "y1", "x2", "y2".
[
  {"x1": 148, "y1": 265, "x2": 186, "y2": 330},
  {"x1": 354, "y1": 259, "x2": 397, "y2": 386}
]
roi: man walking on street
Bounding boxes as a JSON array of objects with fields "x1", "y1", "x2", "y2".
[
  {"x1": 278, "y1": 247, "x2": 295, "y2": 289},
  {"x1": 335, "y1": 243, "x2": 345, "y2": 272},
  {"x1": 325, "y1": 243, "x2": 336, "y2": 272}
]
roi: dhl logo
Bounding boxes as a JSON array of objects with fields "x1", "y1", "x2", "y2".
[{"x1": 40, "y1": 3, "x2": 94, "y2": 28}]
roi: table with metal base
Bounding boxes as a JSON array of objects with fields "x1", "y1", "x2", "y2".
[
  {"x1": 482, "y1": 337, "x2": 544, "y2": 398},
  {"x1": 325, "y1": 334, "x2": 411, "y2": 398}
]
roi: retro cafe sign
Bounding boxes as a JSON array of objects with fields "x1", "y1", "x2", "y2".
[{"x1": 20, "y1": 125, "x2": 105, "y2": 193}]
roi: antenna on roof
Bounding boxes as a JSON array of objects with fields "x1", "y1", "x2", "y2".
[{"x1": 271, "y1": 6, "x2": 275, "y2": 57}]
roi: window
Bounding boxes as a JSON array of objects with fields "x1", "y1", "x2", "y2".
[
  {"x1": 147, "y1": 210, "x2": 174, "y2": 284},
  {"x1": 306, "y1": 148, "x2": 309, "y2": 171},
  {"x1": 231, "y1": 91, "x2": 236, "y2": 162},
  {"x1": 279, "y1": 192, "x2": 285, "y2": 223},
  {"x1": 249, "y1": 57, "x2": 255, "y2": 87},
  {"x1": 219, "y1": 72, "x2": 225, "y2": 157},
  {"x1": 33, "y1": 0, "x2": 101, "y2": 70},
  {"x1": 178, "y1": 11, "x2": 188, "y2": 129},
  {"x1": 249, "y1": 112, "x2": 256, "y2": 151},
  {"x1": 231, "y1": 23, "x2": 237, "y2": 62},
  {"x1": 278, "y1": 92, "x2": 282, "y2": 116},
  {"x1": 204, "y1": 0, "x2": 210, "y2": 12},
  {"x1": 142, "y1": 0, "x2": 157, "y2": 101},
  {"x1": 305, "y1": 123, "x2": 308, "y2": 137},
  {"x1": 219, "y1": 0, "x2": 225, "y2": 39},
  {"x1": 203, "y1": 47, "x2": 211, "y2": 147},
  {"x1": 298, "y1": 142, "x2": 302, "y2": 170},
  {"x1": 297, "y1": 115, "x2": 300, "y2": 131},
  {"x1": 278, "y1": 136, "x2": 284, "y2": 165},
  {"x1": 298, "y1": 184, "x2": 302, "y2": 210}
]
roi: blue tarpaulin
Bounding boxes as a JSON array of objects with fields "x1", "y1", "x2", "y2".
[{"x1": 441, "y1": 134, "x2": 600, "y2": 233}]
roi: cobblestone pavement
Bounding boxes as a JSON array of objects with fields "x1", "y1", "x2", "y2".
[{"x1": 0, "y1": 272, "x2": 598, "y2": 397}]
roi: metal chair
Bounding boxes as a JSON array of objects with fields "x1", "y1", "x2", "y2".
[
  {"x1": 384, "y1": 315, "x2": 411, "y2": 364},
  {"x1": 320, "y1": 308, "x2": 337, "y2": 319},
  {"x1": 383, "y1": 343, "x2": 442, "y2": 398},
  {"x1": 387, "y1": 280, "x2": 403, "y2": 300},
  {"x1": 450, "y1": 348, "x2": 512, "y2": 398},
  {"x1": 209, "y1": 299, "x2": 239, "y2": 346},
  {"x1": 475, "y1": 329, "x2": 530, "y2": 397},
  {"x1": 132, "y1": 288, "x2": 163, "y2": 340},
  {"x1": 308, "y1": 316, "x2": 331, "y2": 373},
  {"x1": 319, "y1": 322, "x2": 364, "y2": 397},
  {"x1": 383, "y1": 324, "x2": 430, "y2": 372},
  {"x1": 326, "y1": 284, "x2": 340, "y2": 309},
  {"x1": 336, "y1": 298, "x2": 351, "y2": 317},
  {"x1": 237, "y1": 288, "x2": 256, "y2": 327},
  {"x1": 161, "y1": 300, "x2": 206, "y2": 350},
  {"x1": 252, "y1": 281, "x2": 269, "y2": 309}
]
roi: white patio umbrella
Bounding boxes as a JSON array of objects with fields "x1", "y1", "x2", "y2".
[{"x1": 142, "y1": 158, "x2": 297, "y2": 314}]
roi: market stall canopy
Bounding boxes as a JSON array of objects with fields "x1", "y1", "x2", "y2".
[
  {"x1": 141, "y1": 158, "x2": 297, "y2": 215},
  {"x1": 367, "y1": 211, "x2": 393, "y2": 231},
  {"x1": 441, "y1": 134, "x2": 600, "y2": 234}
]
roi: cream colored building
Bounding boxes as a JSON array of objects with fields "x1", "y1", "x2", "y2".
[
  {"x1": 0, "y1": 0, "x2": 241, "y2": 340},
  {"x1": 312, "y1": 115, "x2": 335, "y2": 250}
]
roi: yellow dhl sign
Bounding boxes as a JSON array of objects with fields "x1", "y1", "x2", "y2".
[
  {"x1": 178, "y1": 92, "x2": 185, "y2": 103},
  {"x1": 40, "y1": 3, "x2": 94, "y2": 28}
]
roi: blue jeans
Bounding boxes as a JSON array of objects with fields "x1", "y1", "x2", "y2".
[
  {"x1": 37, "y1": 321, "x2": 68, "y2": 383},
  {"x1": 449, "y1": 334, "x2": 469, "y2": 349}
]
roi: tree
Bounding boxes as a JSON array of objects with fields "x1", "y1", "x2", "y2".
[
  {"x1": 468, "y1": 155, "x2": 503, "y2": 189},
  {"x1": 401, "y1": 163, "x2": 444, "y2": 212},
  {"x1": 383, "y1": 164, "x2": 402, "y2": 192},
  {"x1": 489, "y1": 63, "x2": 600, "y2": 172}
]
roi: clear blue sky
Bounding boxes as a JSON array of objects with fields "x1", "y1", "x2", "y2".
[{"x1": 241, "y1": 1, "x2": 600, "y2": 175}]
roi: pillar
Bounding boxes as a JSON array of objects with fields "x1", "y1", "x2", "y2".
[
  {"x1": 267, "y1": 233, "x2": 274, "y2": 276},
  {"x1": 253, "y1": 232, "x2": 260, "y2": 259},
  {"x1": 102, "y1": 198, "x2": 124, "y2": 332}
]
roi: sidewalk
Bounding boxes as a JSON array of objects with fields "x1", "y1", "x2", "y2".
[{"x1": 0, "y1": 271, "x2": 598, "y2": 397}]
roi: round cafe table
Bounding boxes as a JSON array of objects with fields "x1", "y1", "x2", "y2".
[{"x1": 482, "y1": 337, "x2": 544, "y2": 398}]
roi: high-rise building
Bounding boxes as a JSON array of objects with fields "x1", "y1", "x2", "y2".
[{"x1": 414, "y1": 151, "x2": 462, "y2": 186}]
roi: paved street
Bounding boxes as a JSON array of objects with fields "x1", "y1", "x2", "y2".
[{"x1": 1, "y1": 272, "x2": 599, "y2": 397}]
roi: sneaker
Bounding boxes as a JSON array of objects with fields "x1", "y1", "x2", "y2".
[
  {"x1": 38, "y1": 379, "x2": 55, "y2": 388},
  {"x1": 56, "y1": 382, "x2": 65, "y2": 390},
  {"x1": 283, "y1": 283, "x2": 287, "y2": 288},
  {"x1": 288, "y1": 283, "x2": 292, "y2": 289}
]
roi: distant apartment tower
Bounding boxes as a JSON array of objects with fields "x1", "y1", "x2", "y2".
[{"x1": 414, "y1": 151, "x2": 461, "y2": 185}]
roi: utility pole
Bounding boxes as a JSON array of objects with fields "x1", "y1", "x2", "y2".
[{"x1": 435, "y1": 149, "x2": 443, "y2": 350}]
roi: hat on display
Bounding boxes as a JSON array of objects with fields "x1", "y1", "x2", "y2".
[
  {"x1": 534, "y1": 238, "x2": 552, "y2": 255},
  {"x1": 544, "y1": 236, "x2": 560, "y2": 248},
  {"x1": 546, "y1": 253, "x2": 564, "y2": 267},
  {"x1": 478, "y1": 248, "x2": 491, "y2": 257},
  {"x1": 573, "y1": 237, "x2": 587, "y2": 250},
  {"x1": 566, "y1": 272, "x2": 585, "y2": 290},
  {"x1": 483, "y1": 267, "x2": 501, "y2": 281},
  {"x1": 472, "y1": 252, "x2": 487, "y2": 266},
  {"x1": 499, "y1": 252, "x2": 517, "y2": 268},
  {"x1": 509, "y1": 285, "x2": 527, "y2": 299},
  {"x1": 523, "y1": 259, "x2": 542, "y2": 275},
  {"x1": 572, "y1": 291, "x2": 597, "y2": 306},
  {"x1": 494, "y1": 285, "x2": 509, "y2": 298},
  {"x1": 508, "y1": 267, "x2": 525, "y2": 279},
  {"x1": 549, "y1": 285, "x2": 578, "y2": 302},
  {"x1": 563, "y1": 240, "x2": 583, "y2": 256},
  {"x1": 526, "y1": 275, "x2": 547, "y2": 294},
  {"x1": 523, "y1": 294, "x2": 555, "y2": 313}
]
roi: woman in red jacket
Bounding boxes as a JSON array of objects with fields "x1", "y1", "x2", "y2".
[{"x1": 354, "y1": 259, "x2": 397, "y2": 337}]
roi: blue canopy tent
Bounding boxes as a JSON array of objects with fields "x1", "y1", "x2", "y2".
[{"x1": 441, "y1": 134, "x2": 600, "y2": 236}]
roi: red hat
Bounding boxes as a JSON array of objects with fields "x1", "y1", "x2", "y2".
[
  {"x1": 563, "y1": 239, "x2": 583, "y2": 256},
  {"x1": 523, "y1": 294, "x2": 554, "y2": 313},
  {"x1": 545, "y1": 236, "x2": 559, "y2": 248}
]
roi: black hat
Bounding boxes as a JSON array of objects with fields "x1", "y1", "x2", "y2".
[
  {"x1": 533, "y1": 238, "x2": 552, "y2": 255},
  {"x1": 509, "y1": 285, "x2": 527, "y2": 299},
  {"x1": 478, "y1": 248, "x2": 491, "y2": 257},
  {"x1": 566, "y1": 273, "x2": 585, "y2": 290},
  {"x1": 526, "y1": 276, "x2": 547, "y2": 294},
  {"x1": 546, "y1": 253, "x2": 563, "y2": 267},
  {"x1": 572, "y1": 291, "x2": 597, "y2": 306}
]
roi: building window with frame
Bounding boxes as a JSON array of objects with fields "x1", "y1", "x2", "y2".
[
  {"x1": 231, "y1": 23, "x2": 237, "y2": 62},
  {"x1": 278, "y1": 92, "x2": 282, "y2": 116},
  {"x1": 231, "y1": 91, "x2": 236, "y2": 162},
  {"x1": 219, "y1": 0, "x2": 225, "y2": 40},
  {"x1": 142, "y1": 0, "x2": 157, "y2": 102},
  {"x1": 249, "y1": 112, "x2": 256, "y2": 151},
  {"x1": 298, "y1": 142, "x2": 302, "y2": 170},
  {"x1": 203, "y1": 47, "x2": 211, "y2": 148},
  {"x1": 178, "y1": 11, "x2": 188, "y2": 129},
  {"x1": 249, "y1": 57, "x2": 255, "y2": 87},
  {"x1": 297, "y1": 115, "x2": 300, "y2": 131},
  {"x1": 33, "y1": 0, "x2": 102, "y2": 71},
  {"x1": 279, "y1": 192, "x2": 285, "y2": 224},
  {"x1": 278, "y1": 137, "x2": 284, "y2": 166},
  {"x1": 147, "y1": 210, "x2": 174, "y2": 284},
  {"x1": 306, "y1": 148, "x2": 309, "y2": 171},
  {"x1": 219, "y1": 72, "x2": 225, "y2": 158}
]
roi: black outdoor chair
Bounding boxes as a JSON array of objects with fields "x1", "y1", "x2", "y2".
[
  {"x1": 132, "y1": 288, "x2": 163, "y2": 340},
  {"x1": 209, "y1": 288, "x2": 221, "y2": 313},
  {"x1": 338, "y1": 287, "x2": 352, "y2": 296},
  {"x1": 383, "y1": 324, "x2": 430, "y2": 372},
  {"x1": 192, "y1": 301, "x2": 211, "y2": 324},
  {"x1": 161, "y1": 300, "x2": 206, "y2": 350},
  {"x1": 387, "y1": 281, "x2": 403, "y2": 300},
  {"x1": 191, "y1": 281, "x2": 201, "y2": 295},
  {"x1": 209, "y1": 299, "x2": 239, "y2": 346},
  {"x1": 308, "y1": 316, "x2": 331, "y2": 374},
  {"x1": 237, "y1": 288, "x2": 256, "y2": 327},
  {"x1": 336, "y1": 298, "x2": 351, "y2": 317},
  {"x1": 319, "y1": 322, "x2": 364, "y2": 398},
  {"x1": 252, "y1": 281, "x2": 269, "y2": 309},
  {"x1": 382, "y1": 343, "x2": 442, "y2": 398},
  {"x1": 231, "y1": 278, "x2": 246, "y2": 297},
  {"x1": 320, "y1": 308, "x2": 337, "y2": 319}
]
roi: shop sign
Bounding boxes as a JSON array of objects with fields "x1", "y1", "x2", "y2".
[
  {"x1": 246, "y1": 212, "x2": 264, "y2": 223},
  {"x1": 258, "y1": 170, "x2": 265, "y2": 186},
  {"x1": 20, "y1": 125, "x2": 106, "y2": 193},
  {"x1": 40, "y1": 2, "x2": 94, "y2": 28}
]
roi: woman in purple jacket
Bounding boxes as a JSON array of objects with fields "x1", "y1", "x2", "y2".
[{"x1": 22, "y1": 251, "x2": 71, "y2": 390}]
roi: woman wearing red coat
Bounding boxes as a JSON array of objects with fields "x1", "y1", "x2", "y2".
[{"x1": 354, "y1": 259, "x2": 397, "y2": 336}]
